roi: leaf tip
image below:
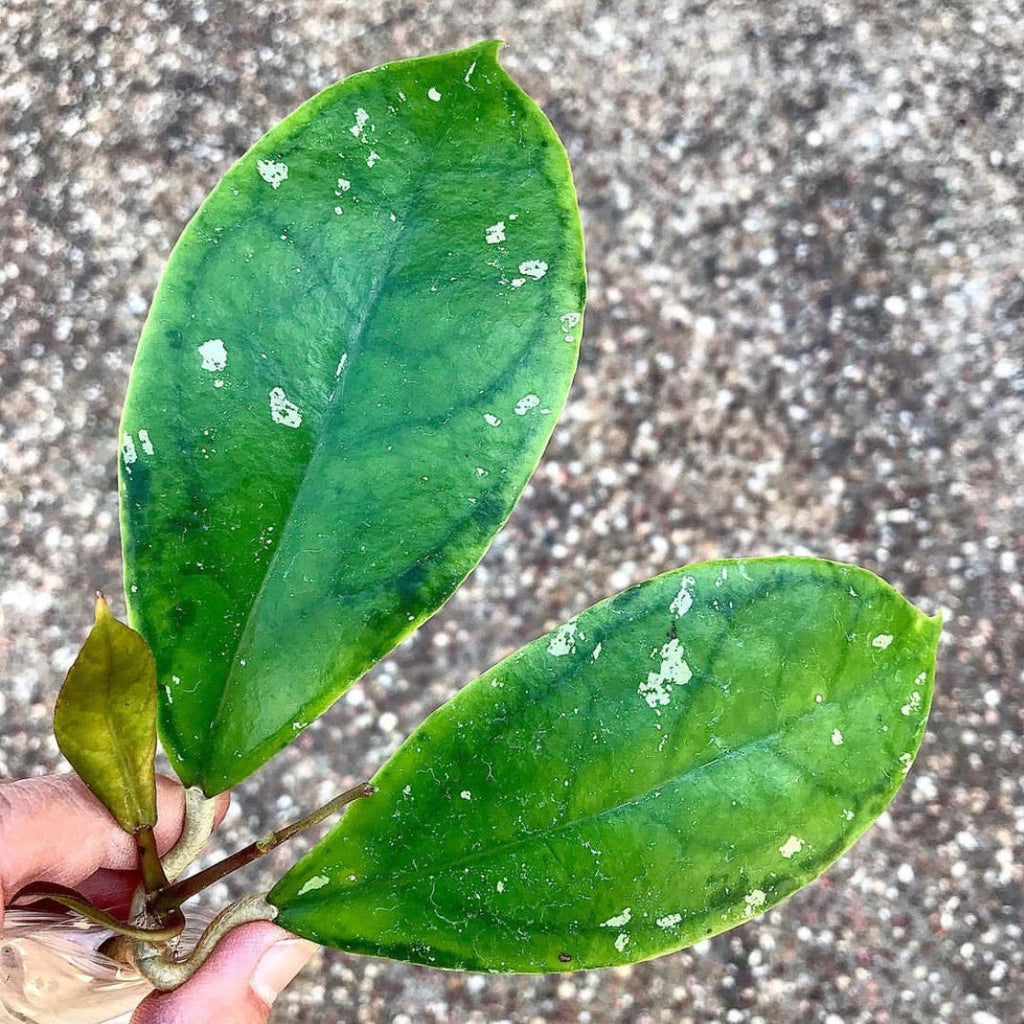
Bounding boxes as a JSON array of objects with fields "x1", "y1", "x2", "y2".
[
  {"x1": 918, "y1": 605, "x2": 944, "y2": 652},
  {"x1": 475, "y1": 38, "x2": 505, "y2": 57},
  {"x1": 462, "y1": 38, "x2": 505, "y2": 73},
  {"x1": 94, "y1": 591, "x2": 112, "y2": 623}
]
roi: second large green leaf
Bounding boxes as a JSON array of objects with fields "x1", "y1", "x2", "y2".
[
  {"x1": 271, "y1": 558, "x2": 940, "y2": 971},
  {"x1": 118, "y1": 42, "x2": 586, "y2": 794}
]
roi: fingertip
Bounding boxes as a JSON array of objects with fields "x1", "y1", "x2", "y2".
[
  {"x1": 130, "y1": 922, "x2": 317, "y2": 1024},
  {"x1": 212, "y1": 790, "x2": 231, "y2": 828},
  {"x1": 152, "y1": 775, "x2": 187, "y2": 852},
  {"x1": 0, "y1": 774, "x2": 147, "y2": 897},
  {"x1": 152, "y1": 778, "x2": 230, "y2": 852},
  {"x1": 250, "y1": 935, "x2": 319, "y2": 1007}
]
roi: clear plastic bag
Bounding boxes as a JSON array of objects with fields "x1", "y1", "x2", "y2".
[{"x1": 0, "y1": 909, "x2": 152, "y2": 1024}]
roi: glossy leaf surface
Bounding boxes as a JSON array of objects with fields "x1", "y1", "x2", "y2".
[
  {"x1": 118, "y1": 42, "x2": 586, "y2": 794},
  {"x1": 53, "y1": 597, "x2": 158, "y2": 834},
  {"x1": 272, "y1": 557, "x2": 940, "y2": 971}
]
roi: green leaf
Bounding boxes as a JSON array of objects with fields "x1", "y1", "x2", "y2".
[
  {"x1": 270, "y1": 557, "x2": 940, "y2": 972},
  {"x1": 53, "y1": 596, "x2": 158, "y2": 834},
  {"x1": 118, "y1": 41, "x2": 586, "y2": 795}
]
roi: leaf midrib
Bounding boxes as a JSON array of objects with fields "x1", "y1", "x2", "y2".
[
  {"x1": 198, "y1": 94, "x2": 499, "y2": 769},
  {"x1": 285, "y1": 669, "x2": 903, "y2": 910},
  {"x1": 199, "y1": 228, "x2": 407, "y2": 766},
  {"x1": 90, "y1": 628, "x2": 150, "y2": 828}
]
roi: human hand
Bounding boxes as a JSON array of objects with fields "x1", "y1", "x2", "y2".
[{"x1": 0, "y1": 773, "x2": 316, "y2": 1024}]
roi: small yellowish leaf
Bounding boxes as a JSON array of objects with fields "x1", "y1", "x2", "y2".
[{"x1": 54, "y1": 595, "x2": 158, "y2": 833}]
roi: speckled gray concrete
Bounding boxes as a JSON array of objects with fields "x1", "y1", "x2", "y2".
[{"x1": 2, "y1": 2, "x2": 1022, "y2": 1022}]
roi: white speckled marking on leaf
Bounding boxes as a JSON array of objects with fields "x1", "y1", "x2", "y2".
[
  {"x1": 669, "y1": 576, "x2": 696, "y2": 617},
  {"x1": 779, "y1": 835, "x2": 804, "y2": 859},
  {"x1": 519, "y1": 259, "x2": 548, "y2": 280},
  {"x1": 638, "y1": 637, "x2": 692, "y2": 708},
  {"x1": 297, "y1": 875, "x2": 329, "y2": 896},
  {"x1": 256, "y1": 160, "x2": 288, "y2": 189},
  {"x1": 744, "y1": 889, "x2": 767, "y2": 910},
  {"x1": 199, "y1": 338, "x2": 227, "y2": 372},
  {"x1": 600, "y1": 908, "x2": 632, "y2": 928},
  {"x1": 269, "y1": 386, "x2": 302, "y2": 428},
  {"x1": 350, "y1": 108, "x2": 369, "y2": 137},
  {"x1": 901, "y1": 690, "x2": 922, "y2": 716},
  {"x1": 547, "y1": 618, "x2": 579, "y2": 657},
  {"x1": 122, "y1": 434, "x2": 138, "y2": 469}
]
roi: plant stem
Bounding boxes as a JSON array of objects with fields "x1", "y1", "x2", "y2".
[
  {"x1": 149, "y1": 781, "x2": 375, "y2": 915},
  {"x1": 134, "y1": 893, "x2": 278, "y2": 990},
  {"x1": 10, "y1": 882, "x2": 185, "y2": 942},
  {"x1": 137, "y1": 824, "x2": 170, "y2": 894},
  {"x1": 161, "y1": 786, "x2": 219, "y2": 882}
]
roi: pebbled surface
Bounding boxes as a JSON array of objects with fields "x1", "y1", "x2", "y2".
[
  {"x1": 118, "y1": 41, "x2": 584, "y2": 795},
  {"x1": 1, "y1": 2, "x2": 1021, "y2": 1022}
]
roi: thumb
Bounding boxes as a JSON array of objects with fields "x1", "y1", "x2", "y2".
[{"x1": 131, "y1": 922, "x2": 317, "y2": 1024}]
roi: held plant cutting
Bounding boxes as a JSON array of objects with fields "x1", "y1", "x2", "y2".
[{"x1": 20, "y1": 42, "x2": 940, "y2": 991}]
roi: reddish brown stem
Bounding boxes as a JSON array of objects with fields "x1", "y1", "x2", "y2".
[
  {"x1": 148, "y1": 782, "x2": 375, "y2": 916},
  {"x1": 137, "y1": 824, "x2": 170, "y2": 894}
]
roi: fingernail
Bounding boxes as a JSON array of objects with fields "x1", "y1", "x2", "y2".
[{"x1": 251, "y1": 938, "x2": 318, "y2": 1004}]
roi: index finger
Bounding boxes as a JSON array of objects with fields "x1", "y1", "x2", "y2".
[{"x1": 0, "y1": 773, "x2": 226, "y2": 926}]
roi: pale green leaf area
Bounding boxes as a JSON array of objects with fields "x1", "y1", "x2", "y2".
[
  {"x1": 271, "y1": 557, "x2": 940, "y2": 973},
  {"x1": 53, "y1": 597, "x2": 158, "y2": 834},
  {"x1": 118, "y1": 42, "x2": 586, "y2": 795}
]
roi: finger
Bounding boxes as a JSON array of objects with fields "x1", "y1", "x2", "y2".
[
  {"x1": 75, "y1": 867, "x2": 142, "y2": 916},
  {"x1": 131, "y1": 922, "x2": 317, "y2": 1024},
  {"x1": 0, "y1": 773, "x2": 227, "y2": 923},
  {"x1": 78, "y1": 788, "x2": 231, "y2": 915}
]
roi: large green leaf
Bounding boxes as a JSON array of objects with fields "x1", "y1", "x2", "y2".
[
  {"x1": 53, "y1": 596, "x2": 158, "y2": 834},
  {"x1": 118, "y1": 42, "x2": 586, "y2": 795},
  {"x1": 270, "y1": 557, "x2": 940, "y2": 971}
]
